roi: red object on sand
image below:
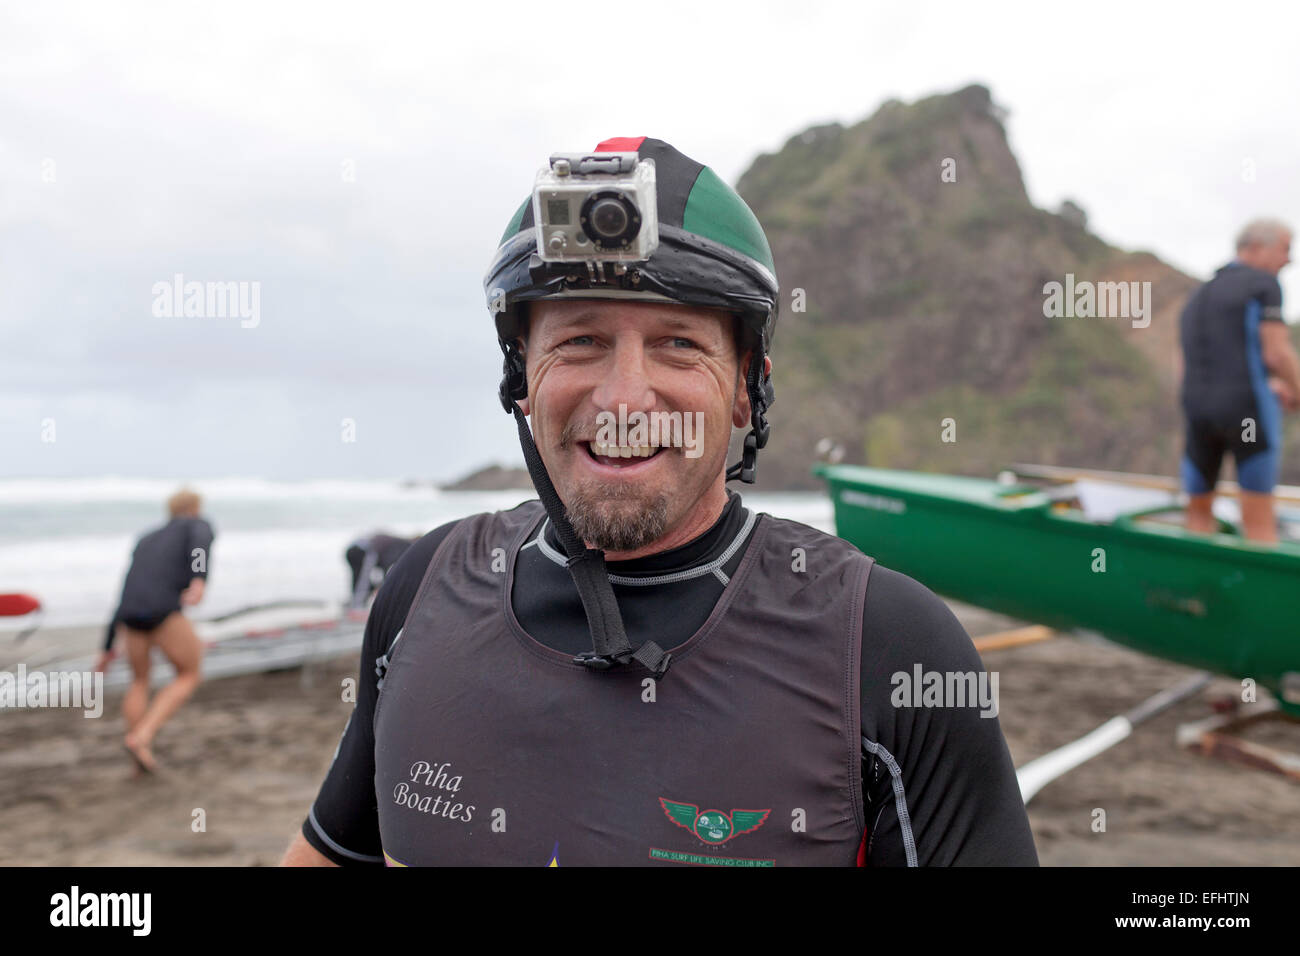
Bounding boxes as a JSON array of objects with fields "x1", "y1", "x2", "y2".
[{"x1": 0, "y1": 593, "x2": 41, "y2": 617}]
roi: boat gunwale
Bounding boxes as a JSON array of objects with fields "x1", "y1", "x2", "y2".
[{"x1": 816, "y1": 464, "x2": 1300, "y2": 571}]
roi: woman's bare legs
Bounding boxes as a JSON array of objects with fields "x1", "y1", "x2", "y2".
[
  {"x1": 121, "y1": 625, "x2": 152, "y2": 733},
  {"x1": 124, "y1": 612, "x2": 204, "y2": 770}
]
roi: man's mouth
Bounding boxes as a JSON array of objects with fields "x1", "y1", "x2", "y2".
[{"x1": 584, "y1": 440, "x2": 668, "y2": 468}]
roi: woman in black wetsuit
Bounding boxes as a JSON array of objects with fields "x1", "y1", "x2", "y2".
[{"x1": 96, "y1": 488, "x2": 214, "y2": 773}]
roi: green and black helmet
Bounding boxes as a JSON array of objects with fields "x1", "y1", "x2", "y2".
[{"x1": 484, "y1": 136, "x2": 779, "y2": 483}]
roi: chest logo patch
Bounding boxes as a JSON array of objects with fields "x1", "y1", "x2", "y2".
[{"x1": 659, "y1": 798, "x2": 770, "y2": 845}]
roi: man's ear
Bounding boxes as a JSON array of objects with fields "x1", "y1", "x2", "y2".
[{"x1": 732, "y1": 353, "x2": 772, "y2": 427}]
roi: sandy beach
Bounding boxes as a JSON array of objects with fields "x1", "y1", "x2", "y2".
[{"x1": 1, "y1": 608, "x2": 1296, "y2": 867}]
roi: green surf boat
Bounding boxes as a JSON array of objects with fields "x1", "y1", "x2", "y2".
[{"x1": 815, "y1": 464, "x2": 1300, "y2": 716}]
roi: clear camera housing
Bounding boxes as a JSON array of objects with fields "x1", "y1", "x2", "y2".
[{"x1": 533, "y1": 152, "x2": 658, "y2": 263}]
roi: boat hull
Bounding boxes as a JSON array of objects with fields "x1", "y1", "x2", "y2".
[{"x1": 816, "y1": 465, "x2": 1300, "y2": 716}]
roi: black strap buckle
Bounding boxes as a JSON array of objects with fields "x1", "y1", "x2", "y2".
[
  {"x1": 726, "y1": 431, "x2": 761, "y2": 484},
  {"x1": 498, "y1": 342, "x2": 527, "y2": 413},
  {"x1": 573, "y1": 645, "x2": 672, "y2": 679},
  {"x1": 573, "y1": 651, "x2": 620, "y2": 670}
]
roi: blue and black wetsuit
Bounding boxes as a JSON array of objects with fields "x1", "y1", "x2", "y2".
[
  {"x1": 1179, "y1": 260, "x2": 1285, "y2": 494},
  {"x1": 103, "y1": 516, "x2": 215, "y2": 650}
]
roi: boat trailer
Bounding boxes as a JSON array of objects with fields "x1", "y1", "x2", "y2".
[{"x1": 1176, "y1": 696, "x2": 1300, "y2": 782}]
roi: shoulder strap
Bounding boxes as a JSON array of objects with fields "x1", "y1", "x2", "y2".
[
  {"x1": 373, "y1": 504, "x2": 547, "y2": 686},
  {"x1": 373, "y1": 516, "x2": 479, "y2": 689}
]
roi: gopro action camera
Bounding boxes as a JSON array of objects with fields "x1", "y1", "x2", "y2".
[{"x1": 533, "y1": 152, "x2": 658, "y2": 263}]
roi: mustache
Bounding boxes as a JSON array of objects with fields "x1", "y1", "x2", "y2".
[
  {"x1": 556, "y1": 413, "x2": 690, "y2": 450},
  {"x1": 557, "y1": 420, "x2": 590, "y2": 450}
]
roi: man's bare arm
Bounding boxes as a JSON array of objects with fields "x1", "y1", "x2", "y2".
[
  {"x1": 279, "y1": 831, "x2": 339, "y2": 867},
  {"x1": 1261, "y1": 321, "x2": 1300, "y2": 400}
]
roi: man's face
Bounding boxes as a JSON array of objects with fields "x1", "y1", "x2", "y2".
[
  {"x1": 1264, "y1": 234, "x2": 1292, "y2": 274},
  {"x1": 516, "y1": 298, "x2": 752, "y2": 553}
]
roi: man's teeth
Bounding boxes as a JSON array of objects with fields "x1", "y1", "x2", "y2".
[{"x1": 589, "y1": 441, "x2": 658, "y2": 459}]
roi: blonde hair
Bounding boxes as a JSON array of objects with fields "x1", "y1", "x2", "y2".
[{"x1": 168, "y1": 488, "x2": 201, "y2": 518}]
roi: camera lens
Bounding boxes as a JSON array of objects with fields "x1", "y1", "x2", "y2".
[
  {"x1": 580, "y1": 191, "x2": 641, "y2": 248},
  {"x1": 589, "y1": 198, "x2": 629, "y2": 239}
]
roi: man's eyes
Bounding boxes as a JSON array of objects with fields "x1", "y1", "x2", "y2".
[{"x1": 557, "y1": 335, "x2": 699, "y2": 349}]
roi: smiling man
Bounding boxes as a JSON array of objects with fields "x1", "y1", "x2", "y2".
[{"x1": 281, "y1": 137, "x2": 1036, "y2": 867}]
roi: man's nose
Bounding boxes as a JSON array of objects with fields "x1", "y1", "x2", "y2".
[{"x1": 591, "y1": 340, "x2": 656, "y2": 414}]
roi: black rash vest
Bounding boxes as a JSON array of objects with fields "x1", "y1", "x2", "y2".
[
  {"x1": 104, "y1": 516, "x2": 215, "y2": 650},
  {"x1": 302, "y1": 492, "x2": 1037, "y2": 866}
]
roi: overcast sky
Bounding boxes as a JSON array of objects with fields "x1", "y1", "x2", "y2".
[{"x1": 4, "y1": 0, "x2": 1299, "y2": 482}]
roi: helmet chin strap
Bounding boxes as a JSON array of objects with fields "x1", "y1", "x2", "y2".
[
  {"x1": 725, "y1": 341, "x2": 774, "y2": 485},
  {"x1": 500, "y1": 342, "x2": 672, "y2": 679}
]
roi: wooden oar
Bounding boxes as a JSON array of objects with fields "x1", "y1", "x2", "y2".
[
  {"x1": 973, "y1": 625, "x2": 1055, "y2": 653},
  {"x1": 1010, "y1": 463, "x2": 1300, "y2": 505},
  {"x1": 1016, "y1": 670, "x2": 1214, "y2": 804}
]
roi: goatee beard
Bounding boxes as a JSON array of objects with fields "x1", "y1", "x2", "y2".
[{"x1": 565, "y1": 486, "x2": 670, "y2": 553}]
